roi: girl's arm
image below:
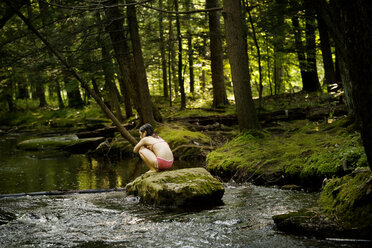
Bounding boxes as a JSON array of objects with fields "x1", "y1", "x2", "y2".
[{"x1": 133, "y1": 138, "x2": 147, "y2": 153}]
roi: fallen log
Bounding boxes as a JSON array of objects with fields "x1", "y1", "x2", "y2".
[
  {"x1": 76, "y1": 122, "x2": 136, "y2": 138},
  {"x1": 167, "y1": 104, "x2": 348, "y2": 127}
]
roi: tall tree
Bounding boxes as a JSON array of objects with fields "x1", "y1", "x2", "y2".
[
  {"x1": 303, "y1": 0, "x2": 320, "y2": 92},
  {"x1": 207, "y1": 0, "x2": 228, "y2": 108},
  {"x1": 175, "y1": 0, "x2": 186, "y2": 109},
  {"x1": 159, "y1": 0, "x2": 168, "y2": 99},
  {"x1": 223, "y1": 0, "x2": 260, "y2": 130},
  {"x1": 317, "y1": 13, "x2": 337, "y2": 91},
  {"x1": 127, "y1": 0, "x2": 157, "y2": 123},
  {"x1": 316, "y1": 0, "x2": 372, "y2": 169},
  {"x1": 96, "y1": 12, "x2": 124, "y2": 122},
  {"x1": 244, "y1": 0, "x2": 263, "y2": 108},
  {"x1": 186, "y1": 0, "x2": 195, "y2": 95},
  {"x1": 104, "y1": 0, "x2": 141, "y2": 121}
]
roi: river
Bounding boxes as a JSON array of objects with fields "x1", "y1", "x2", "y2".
[{"x1": 0, "y1": 134, "x2": 367, "y2": 247}]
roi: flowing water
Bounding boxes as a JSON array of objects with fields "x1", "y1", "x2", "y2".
[{"x1": 0, "y1": 134, "x2": 368, "y2": 247}]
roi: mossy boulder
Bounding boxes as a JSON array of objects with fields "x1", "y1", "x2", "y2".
[
  {"x1": 273, "y1": 168, "x2": 372, "y2": 239},
  {"x1": 17, "y1": 135, "x2": 79, "y2": 150},
  {"x1": 318, "y1": 168, "x2": 372, "y2": 238},
  {"x1": 125, "y1": 167, "x2": 224, "y2": 208},
  {"x1": 17, "y1": 135, "x2": 105, "y2": 153}
]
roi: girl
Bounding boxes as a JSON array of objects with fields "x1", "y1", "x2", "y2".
[{"x1": 133, "y1": 123, "x2": 174, "y2": 172}]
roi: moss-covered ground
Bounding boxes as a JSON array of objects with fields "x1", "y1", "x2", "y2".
[{"x1": 207, "y1": 118, "x2": 368, "y2": 190}]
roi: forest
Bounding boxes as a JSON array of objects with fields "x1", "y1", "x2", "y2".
[{"x1": 1, "y1": 0, "x2": 372, "y2": 246}]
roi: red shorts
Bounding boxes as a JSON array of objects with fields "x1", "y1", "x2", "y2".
[{"x1": 156, "y1": 157, "x2": 173, "y2": 170}]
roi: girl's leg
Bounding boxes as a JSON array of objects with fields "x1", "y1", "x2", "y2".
[{"x1": 138, "y1": 147, "x2": 158, "y2": 172}]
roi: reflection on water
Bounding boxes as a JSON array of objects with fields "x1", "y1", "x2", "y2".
[{"x1": 0, "y1": 134, "x2": 146, "y2": 194}]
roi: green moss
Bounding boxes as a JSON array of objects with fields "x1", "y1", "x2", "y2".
[
  {"x1": 207, "y1": 119, "x2": 368, "y2": 188},
  {"x1": 156, "y1": 123, "x2": 211, "y2": 147},
  {"x1": 318, "y1": 168, "x2": 372, "y2": 230}
]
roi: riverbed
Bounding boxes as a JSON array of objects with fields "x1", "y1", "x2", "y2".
[{"x1": 0, "y1": 134, "x2": 367, "y2": 247}]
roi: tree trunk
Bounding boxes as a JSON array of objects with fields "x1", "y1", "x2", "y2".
[
  {"x1": 292, "y1": 16, "x2": 309, "y2": 91},
  {"x1": 187, "y1": 33, "x2": 195, "y2": 94},
  {"x1": 103, "y1": 0, "x2": 141, "y2": 120},
  {"x1": 175, "y1": 0, "x2": 186, "y2": 109},
  {"x1": 36, "y1": 83, "x2": 48, "y2": 108},
  {"x1": 207, "y1": 0, "x2": 228, "y2": 108},
  {"x1": 223, "y1": 0, "x2": 260, "y2": 130},
  {"x1": 96, "y1": 12, "x2": 124, "y2": 122},
  {"x1": 159, "y1": 0, "x2": 168, "y2": 99},
  {"x1": 316, "y1": 0, "x2": 372, "y2": 170},
  {"x1": 245, "y1": 0, "x2": 263, "y2": 108},
  {"x1": 127, "y1": 0, "x2": 157, "y2": 123},
  {"x1": 186, "y1": 0, "x2": 195, "y2": 95},
  {"x1": 16, "y1": 82, "x2": 28, "y2": 99},
  {"x1": 168, "y1": 9, "x2": 174, "y2": 106},
  {"x1": 118, "y1": 77, "x2": 133, "y2": 118},
  {"x1": 317, "y1": 13, "x2": 337, "y2": 91},
  {"x1": 303, "y1": 2, "x2": 321, "y2": 92},
  {"x1": 55, "y1": 81, "x2": 64, "y2": 109},
  {"x1": 5, "y1": 80, "x2": 14, "y2": 112},
  {"x1": 65, "y1": 78, "x2": 84, "y2": 108}
]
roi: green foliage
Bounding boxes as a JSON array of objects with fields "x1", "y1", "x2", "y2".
[
  {"x1": 0, "y1": 102, "x2": 110, "y2": 131},
  {"x1": 156, "y1": 123, "x2": 211, "y2": 147}
]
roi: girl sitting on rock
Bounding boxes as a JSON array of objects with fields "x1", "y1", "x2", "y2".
[{"x1": 133, "y1": 123, "x2": 174, "y2": 172}]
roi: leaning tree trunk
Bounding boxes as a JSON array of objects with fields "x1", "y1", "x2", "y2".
[
  {"x1": 207, "y1": 0, "x2": 228, "y2": 108},
  {"x1": 223, "y1": 0, "x2": 260, "y2": 130}
]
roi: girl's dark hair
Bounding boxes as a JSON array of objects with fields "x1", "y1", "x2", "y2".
[{"x1": 139, "y1": 123, "x2": 155, "y2": 137}]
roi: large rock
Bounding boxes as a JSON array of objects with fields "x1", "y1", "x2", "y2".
[
  {"x1": 17, "y1": 135, "x2": 79, "y2": 150},
  {"x1": 273, "y1": 168, "x2": 372, "y2": 239},
  {"x1": 17, "y1": 135, "x2": 105, "y2": 153},
  {"x1": 126, "y1": 167, "x2": 224, "y2": 208}
]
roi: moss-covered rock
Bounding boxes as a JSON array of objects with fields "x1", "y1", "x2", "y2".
[
  {"x1": 125, "y1": 167, "x2": 224, "y2": 208},
  {"x1": 17, "y1": 135, "x2": 106, "y2": 153},
  {"x1": 273, "y1": 168, "x2": 372, "y2": 239},
  {"x1": 318, "y1": 168, "x2": 372, "y2": 237},
  {"x1": 206, "y1": 119, "x2": 368, "y2": 190},
  {"x1": 17, "y1": 135, "x2": 79, "y2": 150}
]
